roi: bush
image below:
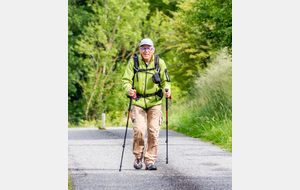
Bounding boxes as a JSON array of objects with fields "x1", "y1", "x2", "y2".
[{"x1": 169, "y1": 48, "x2": 232, "y2": 151}]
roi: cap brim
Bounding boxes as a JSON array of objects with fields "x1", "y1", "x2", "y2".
[{"x1": 140, "y1": 43, "x2": 153, "y2": 46}]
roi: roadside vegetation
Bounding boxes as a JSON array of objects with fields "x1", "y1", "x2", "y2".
[
  {"x1": 68, "y1": 119, "x2": 105, "y2": 129},
  {"x1": 68, "y1": 173, "x2": 73, "y2": 190},
  {"x1": 167, "y1": 49, "x2": 232, "y2": 152}
]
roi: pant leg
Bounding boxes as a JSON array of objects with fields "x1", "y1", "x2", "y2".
[
  {"x1": 144, "y1": 104, "x2": 163, "y2": 165},
  {"x1": 131, "y1": 105, "x2": 147, "y2": 159}
]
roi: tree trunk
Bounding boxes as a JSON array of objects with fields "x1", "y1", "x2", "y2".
[{"x1": 85, "y1": 68, "x2": 102, "y2": 120}]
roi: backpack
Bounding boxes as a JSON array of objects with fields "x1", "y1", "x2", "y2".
[{"x1": 132, "y1": 54, "x2": 163, "y2": 100}]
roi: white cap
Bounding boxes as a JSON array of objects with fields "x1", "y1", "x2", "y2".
[{"x1": 140, "y1": 38, "x2": 154, "y2": 47}]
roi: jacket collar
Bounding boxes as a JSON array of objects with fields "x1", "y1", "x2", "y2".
[{"x1": 139, "y1": 54, "x2": 154, "y2": 67}]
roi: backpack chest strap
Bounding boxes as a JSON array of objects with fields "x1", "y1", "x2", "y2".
[{"x1": 138, "y1": 68, "x2": 155, "y2": 71}]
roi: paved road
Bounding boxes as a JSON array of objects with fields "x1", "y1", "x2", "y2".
[{"x1": 68, "y1": 127, "x2": 232, "y2": 190}]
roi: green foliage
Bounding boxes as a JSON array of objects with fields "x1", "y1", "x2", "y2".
[
  {"x1": 186, "y1": 0, "x2": 232, "y2": 50},
  {"x1": 159, "y1": 0, "x2": 212, "y2": 94},
  {"x1": 146, "y1": 0, "x2": 178, "y2": 18},
  {"x1": 70, "y1": 0, "x2": 151, "y2": 120},
  {"x1": 168, "y1": 49, "x2": 232, "y2": 151},
  {"x1": 68, "y1": 172, "x2": 73, "y2": 190},
  {"x1": 105, "y1": 111, "x2": 127, "y2": 127},
  {"x1": 68, "y1": 0, "x2": 93, "y2": 119}
]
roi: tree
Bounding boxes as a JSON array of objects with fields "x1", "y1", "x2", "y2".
[
  {"x1": 159, "y1": 0, "x2": 212, "y2": 93},
  {"x1": 146, "y1": 0, "x2": 178, "y2": 18},
  {"x1": 68, "y1": 0, "x2": 93, "y2": 121},
  {"x1": 75, "y1": 0, "x2": 150, "y2": 120},
  {"x1": 186, "y1": 0, "x2": 232, "y2": 50}
]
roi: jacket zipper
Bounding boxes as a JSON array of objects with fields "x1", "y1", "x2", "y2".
[{"x1": 144, "y1": 64, "x2": 148, "y2": 109}]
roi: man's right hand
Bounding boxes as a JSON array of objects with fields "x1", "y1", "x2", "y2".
[{"x1": 128, "y1": 88, "x2": 136, "y2": 97}]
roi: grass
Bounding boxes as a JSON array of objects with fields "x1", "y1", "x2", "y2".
[
  {"x1": 68, "y1": 111, "x2": 130, "y2": 128},
  {"x1": 167, "y1": 49, "x2": 232, "y2": 152},
  {"x1": 68, "y1": 172, "x2": 73, "y2": 190},
  {"x1": 68, "y1": 119, "x2": 105, "y2": 129}
]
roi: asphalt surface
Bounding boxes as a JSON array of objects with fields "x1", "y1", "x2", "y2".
[{"x1": 68, "y1": 127, "x2": 232, "y2": 190}]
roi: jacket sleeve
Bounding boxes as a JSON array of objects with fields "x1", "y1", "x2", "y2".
[
  {"x1": 159, "y1": 59, "x2": 171, "y2": 91},
  {"x1": 122, "y1": 58, "x2": 135, "y2": 95}
]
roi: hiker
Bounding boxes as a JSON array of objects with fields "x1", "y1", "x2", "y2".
[{"x1": 122, "y1": 38, "x2": 171, "y2": 170}]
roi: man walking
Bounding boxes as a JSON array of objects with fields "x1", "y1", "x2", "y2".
[{"x1": 122, "y1": 38, "x2": 171, "y2": 170}]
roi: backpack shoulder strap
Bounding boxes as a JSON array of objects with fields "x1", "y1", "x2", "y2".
[
  {"x1": 133, "y1": 54, "x2": 139, "y2": 73},
  {"x1": 133, "y1": 54, "x2": 139, "y2": 81},
  {"x1": 155, "y1": 55, "x2": 160, "y2": 73}
]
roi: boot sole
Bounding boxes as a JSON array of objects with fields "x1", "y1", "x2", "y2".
[
  {"x1": 145, "y1": 165, "x2": 157, "y2": 170},
  {"x1": 134, "y1": 165, "x2": 142, "y2": 169}
]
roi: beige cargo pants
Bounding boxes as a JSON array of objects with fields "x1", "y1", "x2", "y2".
[{"x1": 131, "y1": 104, "x2": 163, "y2": 166}]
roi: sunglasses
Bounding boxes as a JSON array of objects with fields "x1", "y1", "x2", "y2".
[{"x1": 140, "y1": 47, "x2": 154, "y2": 52}]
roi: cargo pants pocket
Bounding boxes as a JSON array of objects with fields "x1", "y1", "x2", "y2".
[
  {"x1": 131, "y1": 106, "x2": 135, "y2": 123},
  {"x1": 159, "y1": 111, "x2": 163, "y2": 126}
]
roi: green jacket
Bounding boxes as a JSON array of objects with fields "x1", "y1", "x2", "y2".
[{"x1": 122, "y1": 54, "x2": 171, "y2": 109}]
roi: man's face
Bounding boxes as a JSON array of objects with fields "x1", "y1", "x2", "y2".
[{"x1": 139, "y1": 45, "x2": 155, "y2": 61}]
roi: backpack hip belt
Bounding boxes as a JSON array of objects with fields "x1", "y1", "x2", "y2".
[{"x1": 135, "y1": 89, "x2": 163, "y2": 100}]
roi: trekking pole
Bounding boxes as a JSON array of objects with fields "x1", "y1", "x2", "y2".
[
  {"x1": 119, "y1": 86, "x2": 135, "y2": 172},
  {"x1": 165, "y1": 89, "x2": 169, "y2": 164}
]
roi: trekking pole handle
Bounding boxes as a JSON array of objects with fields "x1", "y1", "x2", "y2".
[
  {"x1": 165, "y1": 89, "x2": 169, "y2": 111},
  {"x1": 164, "y1": 88, "x2": 171, "y2": 99},
  {"x1": 127, "y1": 87, "x2": 136, "y2": 99},
  {"x1": 128, "y1": 87, "x2": 135, "y2": 111}
]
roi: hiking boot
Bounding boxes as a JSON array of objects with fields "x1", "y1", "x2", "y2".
[
  {"x1": 134, "y1": 158, "x2": 142, "y2": 169},
  {"x1": 145, "y1": 163, "x2": 157, "y2": 170}
]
